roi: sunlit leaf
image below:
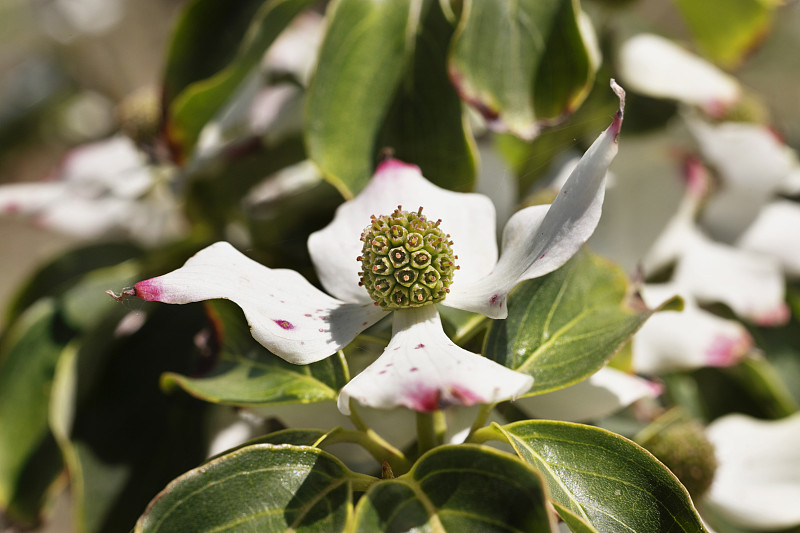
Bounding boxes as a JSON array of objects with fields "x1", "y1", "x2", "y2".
[
  {"x1": 305, "y1": 0, "x2": 414, "y2": 198},
  {"x1": 136, "y1": 444, "x2": 363, "y2": 532},
  {"x1": 353, "y1": 444, "x2": 554, "y2": 532},
  {"x1": 486, "y1": 420, "x2": 707, "y2": 532},
  {"x1": 673, "y1": 0, "x2": 780, "y2": 68},
  {"x1": 449, "y1": 0, "x2": 596, "y2": 139},
  {"x1": 484, "y1": 249, "x2": 674, "y2": 395},
  {"x1": 161, "y1": 299, "x2": 348, "y2": 405}
]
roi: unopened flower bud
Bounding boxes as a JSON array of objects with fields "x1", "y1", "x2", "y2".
[{"x1": 641, "y1": 419, "x2": 717, "y2": 499}]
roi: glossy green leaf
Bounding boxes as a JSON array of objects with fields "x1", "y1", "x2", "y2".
[
  {"x1": 448, "y1": 0, "x2": 595, "y2": 139},
  {"x1": 161, "y1": 299, "x2": 348, "y2": 405},
  {"x1": 164, "y1": 0, "x2": 316, "y2": 158},
  {"x1": 136, "y1": 444, "x2": 365, "y2": 533},
  {"x1": 484, "y1": 249, "x2": 670, "y2": 395},
  {"x1": 0, "y1": 300, "x2": 67, "y2": 525},
  {"x1": 555, "y1": 505, "x2": 599, "y2": 533},
  {"x1": 304, "y1": 0, "x2": 416, "y2": 197},
  {"x1": 49, "y1": 304, "x2": 210, "y2": 533},
  {"x1": 353, "y1": 444, "x2": 553, "y2": 532},
  {"x1": 486, "y1": 420, "x2": 707, "y2": 532},
  {"x1": 673, "y1": 0, "x2": 780, "y2": 68},
  {"x1": 375, "y1": 0, "x2": 477, "y2": 193}
]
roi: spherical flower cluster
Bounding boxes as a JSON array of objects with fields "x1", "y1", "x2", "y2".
[{"x1": 358, "y1": 206, "x2": 457, "y2": 309}]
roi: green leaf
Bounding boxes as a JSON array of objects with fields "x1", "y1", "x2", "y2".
[
  {"x1": 484, "y1": 249, "x2": 664, "y2": 395},
  {"x1": 448, "y1": 0, "x2": 595, "y2": 139},
  {"x1": 489, "y1": 420, "x2": 707, "y2": 532},
  {"x1": 0, "y1": 300, "x2": 68, "y2": 525},
  {"x1": 60, "y1": 261, "x2": 143, "y2": 331},
  {"x1": 136, "y1": 444, "x2": 363, "y2": 533},
  {"x1": 3, "y1": 242, "x2": 142, "y2": 327},
  {"x1": 673, "y1": 0, "x2": 780, "y2": 68},
  {"x1": 353, "y1": 444, "x2": 553, "y2": 532},
  {"x1": 375, "y1": 0, "x2": 477, "y2": 193},
  {"x1": 163, "y1": 0, "x2": 316, "y2": 158},
  {"x1": 162, "y1": 0, "x2": 261, "y2": 102},
  {"x1": 49, "y1": 304, "x2": 211, "y2": 533},
  {"x1": 555, "y1": 504, "x2": 599, "y2": 533},
  {"x1": 161, "y1": 299, "x2": 348, "y2": 405},
  {"x1": 304, "y1": 0, "x2": 416, "y2": 197}
]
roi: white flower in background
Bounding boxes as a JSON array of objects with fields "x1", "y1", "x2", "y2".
[
  {"x1": 632, "y1": 284, "x2": 752, "y2": 374},
  {"x1": 687, "y1": 118, "x2": 800, "y2": 242},
  {"x1": 618, "y1": 33, "x2": 741, "y2": 116},
  {"x1": 0, "y1": 135, "x2": 186, "y2": 246},
  {"x1": 703, "y1": 412, "x2": 800, "y2": 531},
  {"x1": 642, "y1": 157, "x2": 789, "y2": 326},
  {"x1": 512, "y1": 366, "x2": 660, "y2": 422},
  {"x1": 737, "y1": 200, "x2": 800, "y2": 277},
  {"x1": 118, "y1": 82, "x2": 626, "y2": 414}
]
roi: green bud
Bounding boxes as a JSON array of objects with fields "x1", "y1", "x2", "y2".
[
  {"x1": 642, "y1": 419, "x2": 717, "y2": 500},
  {"x1": 359, "y1": 206, "x2": 457, "y2": 309}
]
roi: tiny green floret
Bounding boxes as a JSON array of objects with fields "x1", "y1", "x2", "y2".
[{"x1": 358, "y1": 206, "x2": 458, "y2": 309}]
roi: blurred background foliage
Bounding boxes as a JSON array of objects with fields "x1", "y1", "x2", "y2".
[{"x1": 1, "y1": 0, "x2": 799, "y2": 531}]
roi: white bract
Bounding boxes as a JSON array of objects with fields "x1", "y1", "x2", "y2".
[
  {"x1": 0, "y1": 135, "x2": 186, "y2": 245},
  {"x1": 704, "y1": 412, "x2": 800, "y2": 531},
  {"x1": 632, "y1": 283, "x2": 752, "y2": 374},
  {"x1": 642, "y1": 157, "x2": 789, "y2": 326},
  {"x1": 618, "y1": 34, "x2": 741, "y2": 115},
  {"x1": 128, "y1": 82, "x2": 625, "y2": 414}
]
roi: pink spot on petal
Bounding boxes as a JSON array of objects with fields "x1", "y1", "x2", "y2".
[
  {"x1": 273, "y1": 319, "x2": 294, "y2": 330},
  {"x1": 375, "y1": 158, "x2": 421, "y2": 177},
  {"x1": 133, "y1": 279, "x2": 161, "y2": 301},
  {"x1": 539, "y1": 253, "x2": 546, "y2": 259},
  {"x1": 318, "y1": 328, "x2": 324, "y2": 333},
  {"x1": 449, "y1": 385, "x2": 484, "y2": 407},
  {"x1": 414, "y1": 343, "x2": 425, "y2": 349},
  {"x1": 406, "y1": 389, "x2": 441, "y2": 412},
  {"x1": 304, "y1": 314, "x2": 312, "y2": 317},
  {"x1": 379, "y1": 370, "x2": 387, "y2": 375},
  {"x1": 409, "y1": 367, "x2": 419, "y2": 372},
  {"x1": 753, "y1": 303, "x2": 791, "y2": 327},
  {"x1": 706, "y1": 332, "x2": 752, "y2": 367}
]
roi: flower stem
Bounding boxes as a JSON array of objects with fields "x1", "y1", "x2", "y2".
[
  {"x1": 416, "y1": 410, "x2": 445, "y2": 456},
  {"x1": 464, "y1": 402, "x2": 496, "y2": 443},
  {"x1": 346, "y1": 400, "x2": 411, "y2": 474}
]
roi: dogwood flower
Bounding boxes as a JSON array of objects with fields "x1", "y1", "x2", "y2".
[
  {"x1": 0, "y1": 135, "x2": 186, "y2": 245},
  {"x1": 632, "y1": 283, "x2": 753, "y2": 374},
  {"x1": 642, "y1": 157, "x2": 789, "y2": 326},
  {"x1": 115, "y1": 81, "x2": 625, "y2": 414}
]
